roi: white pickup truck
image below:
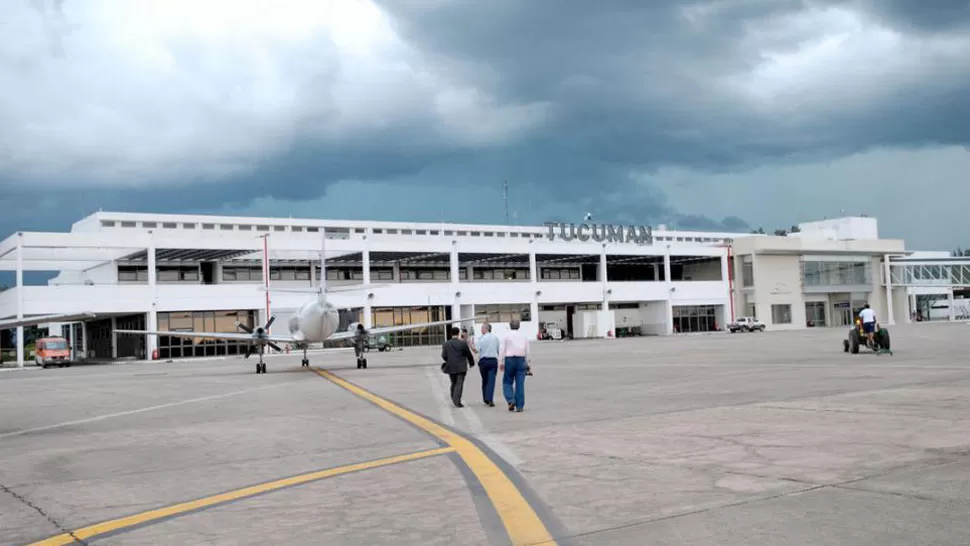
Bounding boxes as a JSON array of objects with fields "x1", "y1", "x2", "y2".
[{"x1": 728, "y1": 317, "x2": 766, "y2": 333}]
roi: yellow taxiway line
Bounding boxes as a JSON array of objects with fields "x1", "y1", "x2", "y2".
[
  {"x1": 312, "y1": 368, "x2": 558, "y2": 546},
  {"x1": 28, "y1": 447, "x2": 454, "y2": 546}
]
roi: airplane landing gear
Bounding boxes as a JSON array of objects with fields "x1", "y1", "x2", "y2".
[
  {"x1": 357, "y1": 357, "x2": 367, "y2": 369},
  {"x1": 301, "y1": 347, "x2": 309, "y2": 368},
  {"x1": 255, "y1": 346, "x2": 267, "y2": 374}
]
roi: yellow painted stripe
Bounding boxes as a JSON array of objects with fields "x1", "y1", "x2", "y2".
[
  {"x1": 313, "y1": 368, "x2": 557, "y2": 546},
  {"x1": 28, "y1": 447, "x2": 454, "y2": 546}
]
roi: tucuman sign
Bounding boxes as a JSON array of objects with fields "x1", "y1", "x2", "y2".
[{"x1": 544, "y1": 222, "x2": 654, "y2": 245}]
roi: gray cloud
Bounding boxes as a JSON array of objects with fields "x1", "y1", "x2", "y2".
[{"x1": 1, "y1": 0, "x2": 969, "y2": 247}]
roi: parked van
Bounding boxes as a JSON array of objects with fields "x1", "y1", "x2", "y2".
[{"x1": 35, "y1": 337, "x2": 72, "y2": 368}]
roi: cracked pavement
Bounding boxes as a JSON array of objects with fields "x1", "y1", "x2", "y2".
[{"x1": 3, "y1": 321, "x2": 970, "y2": 544}]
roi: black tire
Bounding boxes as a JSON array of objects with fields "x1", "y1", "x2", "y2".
[
  {"x1": 843, "y1": 339, "x2": 849, "y2": 352},
  {"x1": 876, "y1": 328, "x2": 891, "y2": 351},
  {"x1": 849, "y1": 329, "x2": 860, "y2": 354},
  {"x1": 758, "y1": 326, "x2": 765, "y2": 332}
]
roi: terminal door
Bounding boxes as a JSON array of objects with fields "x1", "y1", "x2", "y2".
[{"x1": 834, "y1": 302, "x2": 852, "y2": 327}]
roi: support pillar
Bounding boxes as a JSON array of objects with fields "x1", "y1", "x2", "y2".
[
  {"x1": 362, "y1": 231, "x2": 372, "y2": 328},
  {"x1": 720, "y1": 249, "x2": 731, "y2": 328},
  {"x1": 599, "y1": 244, "x2": 609, "y2": 311},
  {"x1": 450, "y1": 241, "x2": 460, "y2": 324},
  {"x1": 664, "y1": 246, "x2": 673, "y2": 334},
  {"x1": 146, "y1": 233, "x2": 158, "y2": 359},
  {"x1": 948, "y1": 289, "x2": 955, "y2": 321},
  {"x1": 81, "y1": 321, "x2": 88, "y2": 361},
  {"x1": 110, "y1": 316, "x2": 118, "y2": 359},
  {"x1": 15, "y1": 233, "x2": 24, "y2": 368},
  {"x1": 529, "y1": 248, "x2": 539, "y2": 326},
  {"x1": 883, "y1": 255, "x2": 894, "y2": 325}
]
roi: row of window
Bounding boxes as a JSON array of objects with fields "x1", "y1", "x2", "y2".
[
  {"x1": 99, "y1": 219, "x2": 733, "y2": 244},
  {"x1": 740, "y1": 260, "x2": 874, "y2": 288},
  {"x1": 801, "y1": 261, "x2": 872, "y2": 286}
]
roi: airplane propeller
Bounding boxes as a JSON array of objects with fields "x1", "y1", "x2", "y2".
[{"x1": 236, "y1": 316, "x2": 283, "y2": 358}]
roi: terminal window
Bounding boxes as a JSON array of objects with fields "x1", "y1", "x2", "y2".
[
  {"x1": 771, "y1": 304, "x2": 792, "y2": 324},
  {"x1": 478, "y1": 304, "x2": 530, "y2": 322}
]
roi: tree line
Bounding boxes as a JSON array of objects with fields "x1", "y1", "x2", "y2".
[{"x1": 749, "y1": 225, "x2": 802, "y2": 236}]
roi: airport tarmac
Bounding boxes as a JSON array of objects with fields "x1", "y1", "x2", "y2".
[{"x1": 3, "y1": 322, "x2": 970, "y2": 545}]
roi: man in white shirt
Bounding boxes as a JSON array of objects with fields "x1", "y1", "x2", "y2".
[
  {"x1": 475, "y1": 323, "x2": 500, "y2": 407},
  {"x1": 859, "y1": 304, "x2": 877, "y2": 345},
  {"x1": 499, "y1": 318, "x2": 531, "y2": 412}
]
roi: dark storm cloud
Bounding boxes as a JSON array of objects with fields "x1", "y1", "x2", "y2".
[
  {"x1": 3, "y1": 0, "x2": 970, "y2": 240},
  {"x1": 849, "y1": 0, "x2": 970, "y2": 33}
]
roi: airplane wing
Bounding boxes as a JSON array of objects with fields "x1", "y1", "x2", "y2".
[
  {"x1": 328, "y1": 316, "x2": 478, "y2": 341},
  {"x1": 0, "y1": 312, "x2": 97, "y2": 330},
  {"x1": 114, "y1": 329, "x2": 295, "y2": 344}
]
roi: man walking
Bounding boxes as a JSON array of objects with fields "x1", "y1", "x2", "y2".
[
  {"x1": 441, "y1": 326, "x2": 475, "y2": 408},
  {"x1": 500, "y1": 318, "x2": 531, "y2": 412},
  {"x1": 475, "y1": 323, "x2": 500, "y2": 407}
]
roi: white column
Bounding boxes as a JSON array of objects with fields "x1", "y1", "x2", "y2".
[
  {"x1": 81, "y1": 321, "x2": 88, "y2": 360},
  {"x1": 146, "y1": 233, "x2": 158, "y2": 359},
  {"x1": 110, "y1": 316, "x2": 118, "y2": 359},
  {"x1": 599, "y1": 244, "x2": 609, "y2": 311},
  {"x1": 750, "y1": 252, "x2": 759, "y2": 320},
  {"x1": 883, "y1": 255, "x2": 894, "y2": 325},
  {"x1": 664, "y1": 245, "x2": 673, "y2": 334},
  {"x1": 948, "y1": 289, "x2": 955, "y2": 321},
  {"x1": 362, "y1": 231, "x2": 372, "y2": 328},
  {"x1": 15, "y1": 233, "x2": 24, "y2": 368},
  {"x1": 910, "y1": 293, "x2": 917, "y2": 320},
  {"x1": 529, "y1": 248, "x2": 539, "y2": 326},
  {"x1": 720, "y1": 250, "x2": 730, "y2": 327},
  {"x1": 450, "y1": 241, "x2": 460, "y2": 323}
]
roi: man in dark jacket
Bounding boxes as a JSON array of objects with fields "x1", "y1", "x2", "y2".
[
  {"x1": 353, "y1": 323, "x2": 368, "y2": 369},
  {"x1": 441, "y1": 326, "x2": 476, "y2": 407}
]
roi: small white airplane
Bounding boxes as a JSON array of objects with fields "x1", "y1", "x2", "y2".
[{"x1": 115, "y1": 234, "x2": 477, "y2": 374}]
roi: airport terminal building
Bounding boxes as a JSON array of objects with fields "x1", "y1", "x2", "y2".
[{"x1": 1, "y1": 212, "x2": 968, "y2": 366}]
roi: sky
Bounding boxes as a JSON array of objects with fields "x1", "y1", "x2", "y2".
[{"x1": 1, "y1": 0, "x2": 969, "y2": 251}]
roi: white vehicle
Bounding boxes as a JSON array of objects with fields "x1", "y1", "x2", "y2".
[{"x1": 728, "y1": 317, "x2": 765, "y2": 333}]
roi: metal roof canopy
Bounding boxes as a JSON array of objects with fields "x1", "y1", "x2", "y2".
[
  {"x1": 670, "y1": 255, "x2": 722, "y2": 265},
  {"x1": 606, "y1": 255, "x2": 665, "y2": 266},
  {"x1": 120, "y1": 248, "x2": 254, "y2": 263},
  {"x1": 536, "y1": 253, "x2": 601, "y2": 265},
  {"x1": 458, "y1": 252, "x2": 530, "y2": 265},
  {"x1": 326, "y1": 251, "x2": 451, "y2": 265},
  {"x1": 0, "y1": 246, "x2": 134, "y2": 271}
]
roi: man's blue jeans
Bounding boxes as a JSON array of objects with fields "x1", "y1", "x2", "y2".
[
  {"x1": 478, "y1": 357, "x2": 498, "y2": 403},
  {"x1": 502, "y1": 356, "x2": 527, "y2": 410}
]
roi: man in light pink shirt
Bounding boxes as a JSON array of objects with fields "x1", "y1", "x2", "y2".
[{"x1": 499, "y1": 318, "x2": 531, "y2": 412}]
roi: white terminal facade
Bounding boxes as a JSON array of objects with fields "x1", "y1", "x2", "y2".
[{"x1": 1, "y1": 212, "x2": 968, "y2": 366}]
